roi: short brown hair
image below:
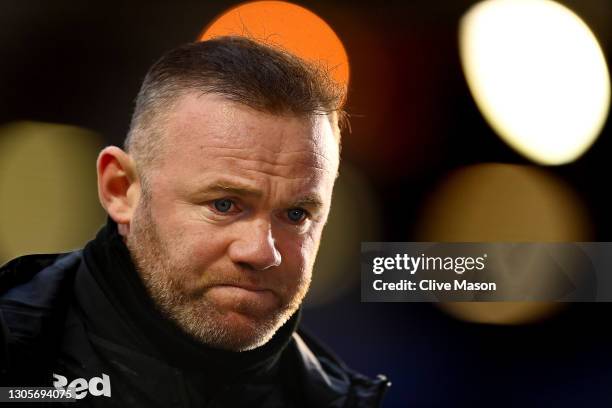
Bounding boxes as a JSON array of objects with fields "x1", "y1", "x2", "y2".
[{"x1": 124, "y1": 36, "x2": 345, "y2": 176}]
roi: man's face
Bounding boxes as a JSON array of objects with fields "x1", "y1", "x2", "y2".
[{"x1": 125, "y1": 92, "x2": 339, "y2": 351}]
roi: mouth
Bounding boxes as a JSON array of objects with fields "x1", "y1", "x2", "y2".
[
  {"x1": 206, "y1": 283, "x2": 278, "y2": 310},
  {"x1": 214, "y1": 282, "x2": 271, "y2": 293},
  {"x1": 227, "y1": 283, "x2": 268, "y2": 291},
  {"x1": 210, "y1": 282, "x2": 275, "y2": 297}
]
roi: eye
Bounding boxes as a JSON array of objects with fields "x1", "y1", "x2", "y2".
[
  {"x1": 213, "y1": 198, "x2": 234, "y2": 213},
  {"x1": 287, "y1": 208, "x2": 307, "y2": 223}
]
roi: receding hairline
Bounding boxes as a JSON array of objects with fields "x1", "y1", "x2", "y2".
[
  {"x1": 125, "y1": 90, "x2": 341, "y2": 182},
  {"x1": 124, "y1": 36, "x2": 346, "y2": 177},
  {"x1": 127, "y1": 89, "x2": 341, "y2": 154}
]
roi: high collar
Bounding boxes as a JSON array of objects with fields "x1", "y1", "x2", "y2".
[{"x1": 79, "y1": 218, "x2": 299, "y2": 381}]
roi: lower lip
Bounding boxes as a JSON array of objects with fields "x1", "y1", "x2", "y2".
[{"x1": 208, "y1": 285, "x2": 276, "y2": 305}]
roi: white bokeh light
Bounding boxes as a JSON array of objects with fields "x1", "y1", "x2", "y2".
[{"x1": 460, "y1": 0, "x2": 610, "y2": 165}]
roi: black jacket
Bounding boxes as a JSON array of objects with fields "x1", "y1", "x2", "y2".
[{"x1": 0, "y1": 227, "x2": 389, "y2": 407}]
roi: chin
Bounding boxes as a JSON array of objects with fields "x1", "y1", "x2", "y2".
[
  {"x1": 215, "y1": 310, "x2": 280, "y2": 351},
  {"x1": 172, "y1": 301, "x2": 282, "y2": 351}
]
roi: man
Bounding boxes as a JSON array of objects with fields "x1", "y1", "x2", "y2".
[{"x1": 0, "y1": 36, "x2": 389, "y2": 406}]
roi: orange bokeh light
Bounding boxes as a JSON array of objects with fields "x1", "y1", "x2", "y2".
[{"x1": 199, "y1": 1, "x2": 349, "y2": 87}]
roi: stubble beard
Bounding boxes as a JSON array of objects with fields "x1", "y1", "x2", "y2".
[{"x1": 125, "y1": 193, "x2": 310, "y2": 352}]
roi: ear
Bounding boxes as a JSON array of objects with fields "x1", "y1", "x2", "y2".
[{"x1": 96, "y1": 146, "x2": 141, "y2": 233}]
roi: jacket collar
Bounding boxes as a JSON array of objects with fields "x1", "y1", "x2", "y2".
[{"x1": 291, "y1": 331, "x2": 391, "y2": 407}]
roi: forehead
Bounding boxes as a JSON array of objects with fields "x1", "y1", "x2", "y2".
[{"x1": 157, "y1": 92, "x2": 339, "y2": 186}]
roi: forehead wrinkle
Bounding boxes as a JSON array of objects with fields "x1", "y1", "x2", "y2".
[
  {"x1": 202, "y1": 144, "x2": 336, "y2": 166},
  {"x1": 198, "y1": 145, "x2": 334, "y2": 173},
  {"x1": 240, "y1": 166, "x2": 327, "y2": 181},
  {"x1": 235, "y1": 156, "x2": 328, "y2": 172}
]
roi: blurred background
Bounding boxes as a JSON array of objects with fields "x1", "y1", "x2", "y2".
[{"x1": 0, "y1": 0, "x2": 611, "y2": 406}]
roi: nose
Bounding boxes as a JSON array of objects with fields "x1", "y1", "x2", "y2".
[{"x1": 228, "y1": 218, "x2": 282, "y2": 271}]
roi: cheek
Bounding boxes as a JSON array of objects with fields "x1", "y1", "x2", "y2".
[
  {"x1": 150, "y1": 202, "x2": 229, "y2": 271},
  {"x1": 277, "y1": 232, "x2": 319, "y2": 281},
  {"x1": 172, "y1": 224, "x2": 235, "y2": 273},
  {"x1": 189, "y1": 232, "x2": 226, "y2": 267}
]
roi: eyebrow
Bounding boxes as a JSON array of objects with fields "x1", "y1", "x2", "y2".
[
  {"x1": 200, "y1": 181, "x2": 263, "y2": 198},
  {"x1": 196, "y1": 180, "x2": 325, "y2": 209},
  {"x1": 291, "y1": 194, "x2": 325, "y2": 209}
]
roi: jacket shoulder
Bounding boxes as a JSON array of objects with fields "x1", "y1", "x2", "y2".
[
  {"x1": 0, "y1": 254, "x2": 65, "y2": 293},
  {"x1": 0, "y1": 252, "x2": 82, "y2": 384},
  {"x1": 289, "y1": 328, "x2": 390, "y2": 408}
]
